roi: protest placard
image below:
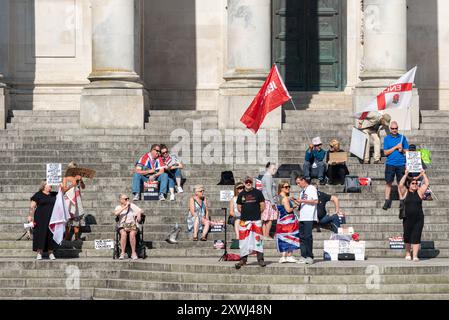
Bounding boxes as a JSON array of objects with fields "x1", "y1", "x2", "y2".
[
  {"x1": 406, "y1": 151, "x2": 423, "y2": 173},
  {"x1": 46, "y1": 163, "x2": 62, "y2": 186},
  {"x1": 94, "y1": 239, "x2": 114, "y2": 250},
  {"x1": 349, "y1": 127, "x2": 367, "y2": 160},
  {"x1": 220, "y1": 190, "x2": 234, "y2": 202}
]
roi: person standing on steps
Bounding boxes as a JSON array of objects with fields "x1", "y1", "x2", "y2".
[
  {"x1": 29, "y1": 182, "x2": 58, "y2": 260},
  {"x1": 235, "y1": 176, "x2": 266, "y2": 269},
  {"x1": 357, "y1": 112, "x2": 391, "y2": 164},
  {"x1": 398, "y1": 169, "x2": 429, "y2": 261},
  {"x1": 229, "y1": 182, "x2": 244, "y2": 240},
  {"x1": 261, "y1": 162, "x2": 278, "y2": 240},
  {"x1": 382, "y1": 121, "x2": 409, "y2": 210},
  {"x1": 132, "y1": 144, "x2": 170, "y2": 201},
  {"x1": 62, "y1": 162, "x2": 86, "y2": 241}
]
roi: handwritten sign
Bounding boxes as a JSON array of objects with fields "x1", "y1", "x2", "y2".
[
  {"x1": 94, "y1": 239, "x2": 114, "y2": 250},
  {"x1": 406, "y1": 151, "x2": 423, "y2": 173},
  {"x1": 46, "y1": 163, "x2": 62, "y2": 186},
  {"x1": 220, "y1": 190, "x2": 234, "y2": 202}
]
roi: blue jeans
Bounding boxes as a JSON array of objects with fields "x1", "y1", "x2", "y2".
[
  {"x1": 319, "y1": 214, "x2": 340, "y2": 233},
  {"x1": 167, "y1": 168, "x2": 182, "y2": 186},
  {"x1": 303, "y1": 160, "x2": 326, "y2": 181},
  {"x1": 299, "y1": 221, "x2": 314, "y2": 259},
  {"x1": 132, "y1": 172, "x2": 171, "y2": 195}
]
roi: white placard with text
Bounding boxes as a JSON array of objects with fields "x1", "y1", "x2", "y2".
[
  {"x1": 220, "y1": 190, "x2": 234, "y2": 202},
  {"x1": 406, "y1": 151, "x2": 423, "y2": 173},
  {"x1": 46, "y1": 163, "x2": 62, "y2": 186}
]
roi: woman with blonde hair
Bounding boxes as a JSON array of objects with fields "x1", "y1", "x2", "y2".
[
  {"x1": 187, "y1": 185, "x2": 210, "y2": 241},
  {"x1": 61, "y1": 161, "x2": 86, "y2": 241},
  {"x1": 28, "y1": 181, "x2": 58, "y2": 260},
  {"x1": 229, "y1": 182, "x2": 244, "y2": 240},
  {"x1": 326, "y1": 139, "x2": 349, "y2": 185},
  {"x1": 275, "y1": 181, "x2": 300, "y2": 263}
]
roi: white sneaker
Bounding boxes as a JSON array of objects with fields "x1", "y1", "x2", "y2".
[
  {"x1": 296, "y1": 257, "x2": 307, "y2": 264},
  {"x1": 286, "y1": 256, "x2": 298, "y2": 263},
  {"x1": 133, "y1": 193, "x2": 140, "y2": 201},
  {"x1": 159, "y1": 194, "x2": 166, "y2": 201},
  {"x1": 279, "y1": 257, "x2": 287, "y2": 264},
  {"x1": 305, "y1": 257, "x2": 314, "y2": 265},
  {"x1": 36, "y1": 253, "x2": 42, "y2": 260},
  {"x1": 176, "y1": 186, "x2": 184, "y2": 193},
  {"x1": 170, "y1": 193, "x2": 175, "y2": 201},
  {"x1": 49, "y1": 253, "x2": 56, "y2": 260}
]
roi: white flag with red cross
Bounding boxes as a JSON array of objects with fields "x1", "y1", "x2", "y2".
[{"x1": 356, "y1": 66, "x2": 417, "y2": 119}]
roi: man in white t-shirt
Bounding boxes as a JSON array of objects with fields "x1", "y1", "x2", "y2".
[{"x1": 293, "y1": 176, "x2": 318, "y2": 264}]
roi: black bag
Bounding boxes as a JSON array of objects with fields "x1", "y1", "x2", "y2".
[
  {"x1": 274, "y1": 164, "x2": 303, "y2": 179},
  {"x1": 338, "y1": 253, "x2": 355, "y2": 261},
  {"x1": 227, "y1": 215, "x2": 235, "y2": 225},
  {"x1": 421, "y1": 240, "x2": 435, "y2": 250},
  {"x1": 344, "y1": 176, "x2": 361, "y2": 193},
  {"x1": 399, "y1": 199, "x2": 406, "y2": 219},
  {"x1": 217, "y1": 171, "x2": 235, "y2": 185}
]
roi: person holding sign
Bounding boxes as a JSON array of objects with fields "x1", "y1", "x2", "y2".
[
  {"x1": 398, "y1": 170, "x2": 429, "y2": 261},
  {"x1": 114, "y1": 194, "x2": 142, "y2": 260},
  {"x1": 326, "y1": 139, "x2": 349, "y2": 185},
  {"x1": 382, "y1": 121, "x2": 409, "y2": 210},
  {"x1": 62, "y1": 162, "x2": 86, "y2": 241},
  {"x1": 357, "y1": 112, "x2": 391, "y2": 164}
]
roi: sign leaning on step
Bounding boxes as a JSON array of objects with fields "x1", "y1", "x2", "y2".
[
  {"x1": 46, "y1": 163, "x2": 62, "y2": 186},
  {"x1": 220, "y1": 190, "x2": 234, "y2": 202},
  {"x1": 406, "y1": 151, "x2": 423, "y2": 173},
  {"x1": 349, "y1": 127, "x2": 368, "y2": 160}
]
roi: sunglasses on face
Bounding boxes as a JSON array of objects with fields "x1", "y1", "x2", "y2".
[
  {"x1": 122, "y1": 198, "x2": 129, "y2": 201},
  {"x1": 197, "y1": 190, "x2": 205, "y2": 193},
  {"x1": 283, "y1": 185, "x2": 290, "y2": 189},
  {"x1": 237, "y1": 186, "x2": 244, "y2": 190},
  {"x1": 410, "y1": 182, "x2": 417, "y2": 185},
  {"x1": 390, "y1": 127, "x2": 398, "y2": 130},
  {"x1": 153, "y1": 149, "x2": 161, "y2": 153},
  {"x1": 245, "y1": 181, "x2": 252, "y2": 184}
]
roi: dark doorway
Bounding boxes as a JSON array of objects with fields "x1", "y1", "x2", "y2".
[{"x1": 272, "y1": 0, "x2": 345, "y2": 91}]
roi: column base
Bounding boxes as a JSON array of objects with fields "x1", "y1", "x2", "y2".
[
  {"x1": 353, "y1": 79, "x2": 420, "y2": 130},
  {"x1": 80, "y1": 81, "x2": 147, "y2": 129},
  {"x1": 0, "y1": 85, "x2": 8, "y2": 130},
  {"x1": 218, "y1": 80, "x2": 281, "y2": 130}
]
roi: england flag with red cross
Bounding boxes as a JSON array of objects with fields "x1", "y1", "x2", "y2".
[{"x1": 356, "y1": 66, "x2": 417, "y2": 119}]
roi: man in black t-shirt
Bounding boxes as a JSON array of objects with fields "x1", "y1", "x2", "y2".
[
  {"x1": 235, "y1": 176, "x2": 266, "y2": 269},
  {"x1": 316, "y1": 187, "x2": 344, "y2": 233}
]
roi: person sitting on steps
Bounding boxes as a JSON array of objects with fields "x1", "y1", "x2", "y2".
[{"x1": 303, "y1": 136, "x2": 327, "y2": 185}]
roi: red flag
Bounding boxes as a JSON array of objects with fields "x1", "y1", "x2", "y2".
[{"x1": 240, "y1": 65, "x2": 291, "y2": 133}]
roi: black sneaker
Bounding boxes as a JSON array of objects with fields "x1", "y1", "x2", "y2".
[
  {"x1": 382, "y1": 199, "x2": 392, "y2": 210},
  {"x1": 235, "y1": 260, "x2": 246, "y2": 269},
  {"x1": 258, "y1": 260, "x2": 267, "y2": 267}
]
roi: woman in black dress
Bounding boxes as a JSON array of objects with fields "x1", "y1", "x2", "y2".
[
  {"x1": 398, "y1": 169, "x2": 429, "y2": 261},
  {"x1": 28, "y1": 182, "x2": 58, "y2": 260}
]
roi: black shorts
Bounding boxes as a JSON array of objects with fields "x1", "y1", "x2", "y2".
[{"x1": 385, "y1": 165, "x2": 405, "y2": 183}]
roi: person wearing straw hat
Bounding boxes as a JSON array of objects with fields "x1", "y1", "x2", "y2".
[
  {"x1": 303, "y1": 136, "x2": 327, "y2": 185},
  {"x1": 357, "y1": 112, "x2": 391, "y2": 164}
]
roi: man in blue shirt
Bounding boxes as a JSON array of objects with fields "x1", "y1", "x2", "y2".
[
  {"x1": 382, "y1": 121, "x2": 409, "y2": 210},
  {"x1": 303, "y1": 136, "x2": 327, "y2": 185}
]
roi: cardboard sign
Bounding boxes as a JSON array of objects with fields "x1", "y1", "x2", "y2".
[
  {"x1": 328, "y1": 152, "x2": 348, "y2": 164},
  {"x1": 46, "y1": 163, "x2": 62, "y2": 186},
  {"x1": 406, "y1": 151, "x2": 423, "y2": 173},
  {"x1": 349, "y1": 127, "x2": 368, "y2": 160},
  {"x1": 220, "y1": 190, "x2": 234, "y2": 202},
  {"x1": 94, "y1": 239, "x2": 114, "y2": 249},
  {"x1": 65, "y1": 167, "x2": 96, "y2": 179}
]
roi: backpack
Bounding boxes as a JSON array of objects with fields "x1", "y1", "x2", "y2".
[
  {"x1": 419, "y1": 149, "x2": 432, "y2": 165},
  {"x1": 344, "y1": 176, "x2": 361, "y2": 193},
  {"x1": 217, "y1": 171, "x2": 235, "y2": 185}
]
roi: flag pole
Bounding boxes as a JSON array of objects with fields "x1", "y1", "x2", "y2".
[{"x1": 289, "y1": 95, "x2": 311, "y2": 142}]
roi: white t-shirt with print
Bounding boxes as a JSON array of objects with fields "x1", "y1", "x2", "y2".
[{"x1": 299, "y1": 185, "x2": 318, "y2": 222}]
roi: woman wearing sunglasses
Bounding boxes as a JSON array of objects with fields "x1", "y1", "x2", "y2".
[
  {"x1": 398, "y1": 169, "x2": 429, "y2": 261},
  {"x1": 187, "y1": 185, "x2": 210, "y2": 241},
  {"x1": 276, "y1": 182, "x2": 300, "y2": 263},
  {"x1": 229, "y1": 182, "x2": 244, "y2": 240}
]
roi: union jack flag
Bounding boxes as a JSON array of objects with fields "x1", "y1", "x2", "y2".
[
  {"x1": 275, "y1": 204, "x2": 300, "y2": 253},
  {"x1": 136, "y1": 153, "x2": 164, "y2": 170}
]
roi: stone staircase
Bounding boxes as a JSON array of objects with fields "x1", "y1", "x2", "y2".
[{"x1": 0, "y1": 107, "x2": 448, "y2": 299}]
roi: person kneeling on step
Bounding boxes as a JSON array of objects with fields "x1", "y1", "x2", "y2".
[
  {"x1": 114, "y1": 194, "x2": 142, "y2": 260},
  {"x1": 235, "y1": 176, "x2": 266, "y2": 269}
]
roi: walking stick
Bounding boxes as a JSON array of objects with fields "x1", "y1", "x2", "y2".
[{"x1": 218, "y1": 207, "x2": 228, "y2": 262}]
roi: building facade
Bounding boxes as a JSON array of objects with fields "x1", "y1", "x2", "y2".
[{"x1": 0, "y1": 0, "x2": 448, "y2": 129}]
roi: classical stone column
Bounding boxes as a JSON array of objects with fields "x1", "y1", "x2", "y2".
[
  {"x1": 80, "y1": 0, "x2": 147, "y2": 129},
  {"x1": 0, "y1": 74, "x2": 7, "y2": 130},
  {"x1": 353, "y1": 0, "x2": 419, "y2": 129},
  {"x1": 219, "y1": 0, "x2": 281, "y2": 129}
]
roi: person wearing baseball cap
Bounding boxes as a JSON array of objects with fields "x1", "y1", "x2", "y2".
[
  {"x1": 303, "y1": 136, "x2": 327, "y2": 185},
  {"x1": 235, "y1": 176, "x2": 266, "y2": 269}
]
